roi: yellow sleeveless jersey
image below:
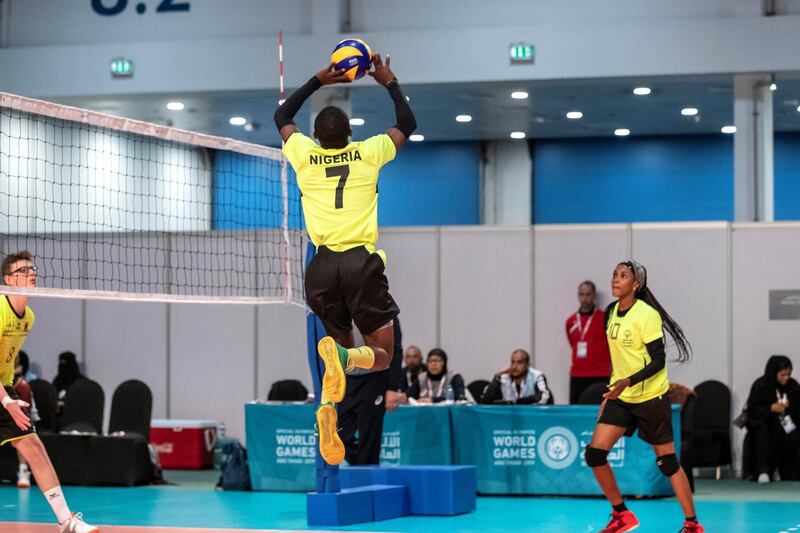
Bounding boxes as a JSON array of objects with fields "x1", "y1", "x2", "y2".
[
  {"x1": 606, "y1": 300, "x2": 668, "y2": 403},
  {"x1": 0, "y1": 297, "x2": 35, "y2": 387},
  {"x1": 283, "y1": 132, "x2": 396, "y2": 252}
]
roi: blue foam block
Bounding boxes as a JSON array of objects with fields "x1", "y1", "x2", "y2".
[
  {"x1": 339, "y1": 465, "x2": 388, "y2": 488},
  {"x1": 384, "y1": 465, "x2": 476, "y2": 515},
  {"x1": 306, "y1": 486, "x2": 374, "y2": 526},
  {"x1": 370, "y1": 484, "x2": 410, "y2": 521}
]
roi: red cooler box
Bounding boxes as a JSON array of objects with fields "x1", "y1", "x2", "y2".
[{"x1": 151, "y1": 419, "x2": 218, "y2": 469}]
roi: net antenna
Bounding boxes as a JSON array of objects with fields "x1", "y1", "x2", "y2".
[{"x1": 0, "y1": 92, "x2": 305, "y2": 305}]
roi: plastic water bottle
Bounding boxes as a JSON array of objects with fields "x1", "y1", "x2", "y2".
[{"x1": 445, "y1": 385, "x2": 455, "y2": 404}]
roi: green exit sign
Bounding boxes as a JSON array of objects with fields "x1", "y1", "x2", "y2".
[
  {"x1": 509, "y1": 43, "x2": 534, "y2": 64},
  {"x1": 110, "y1": 58, "x2": 134, "y2": 78}
]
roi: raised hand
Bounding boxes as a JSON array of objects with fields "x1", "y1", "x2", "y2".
[
  {"x1": 315, "y1": 63, "x2": 351, "y2": 85},
  {"x1": 369, "y1": 53, "x2": 397, "y2": 87}
]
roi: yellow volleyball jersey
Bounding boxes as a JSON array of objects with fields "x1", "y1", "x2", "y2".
[
  {"x1": 283, "y1": 132, "x2": 396, "y2": 252},
  {"x1": 606, "y1": 299, "x2": 668, "y2": 403},
  {"x1": 0, "y1": 297, "x2": 35, "y2": 387}
]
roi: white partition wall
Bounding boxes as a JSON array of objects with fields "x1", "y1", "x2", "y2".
[
  {"x1": 440, "y1": 227, "x2": 532, "y2": 387},
  {"x1": 168, "y1": 304, "x2": 257, "y2": 442},
  {"x1": 533, "y1": 225, "x2": 629, "y2": 405},
  {"x1": 19, "y1": 298, "x2": 83, "y2": 384},
  {"x1": 730, "y1": 223, "x2": 800, "y2": 466},
  {"x1": 631, "y1": 222, "x2": 731, "y2": 389},
  {"x1": 256, "y1": 304, "x2": 310, "y2": 401},
  {"x1": 86, "y1": 301, "x2": 169, "y2": 426},
  {"x1": 379, "y1": 228, "x2": 440, "y2": 353}
]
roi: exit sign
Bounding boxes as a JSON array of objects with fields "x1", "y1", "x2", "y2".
[
  {"x1": 110, "y1": 58, "x2": 134, "y2": 78},
  {"x1": 509, "y1": 43, "x2": 534, "y2": 64}
]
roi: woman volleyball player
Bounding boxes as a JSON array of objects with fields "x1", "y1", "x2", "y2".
[{"x1": 586, "y1": 260, "x2": 703, "y2": 533}]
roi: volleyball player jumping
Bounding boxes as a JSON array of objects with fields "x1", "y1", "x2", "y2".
[
  {"x1": 586, "y1": 260, "x2": 703, "y2": 533},
  {"x1": 274, "y1": 54, "x2": 416, "y2": 465}
]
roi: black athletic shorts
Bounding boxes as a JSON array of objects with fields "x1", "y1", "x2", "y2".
[
  {"x1": 598, "y1": 394, "x2": 674, "y2": 445},
  {"x1": 0, "y1": 386, "x2": 36, "y2": 446},
  {"x1": 305, "y1": 245, "x2": 400, "y2": 336}
]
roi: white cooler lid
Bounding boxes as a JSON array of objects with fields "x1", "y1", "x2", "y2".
[{"x1": 151, "y1": 419, "x2": 218, "y2": 429}]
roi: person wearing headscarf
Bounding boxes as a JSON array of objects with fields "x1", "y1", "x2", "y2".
[
  {"x1": 406, "y1": 348, "x2": 465, "y2": 403},
  {"x1": 52, "y1": 351, "x2": 83, "y2": 400},
  {"x1": 743, "y1": 355, "x2": 800, "y2": 482}
]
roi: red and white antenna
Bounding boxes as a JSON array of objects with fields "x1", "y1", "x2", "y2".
[{"x1": 278, "y1": 30, "x2": 285, "y2": 106}]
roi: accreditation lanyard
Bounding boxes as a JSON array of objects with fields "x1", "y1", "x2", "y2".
[
  {"x1": 427, "y1": 376, "x2": 447, "y2": 398},
  {"x1": 575, "y1": 311, "x2": 594, "y2": 358}
]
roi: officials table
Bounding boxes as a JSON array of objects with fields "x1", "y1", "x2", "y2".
[{"x1": 245, "y1": 403, "x2": 679, "y2": 495}]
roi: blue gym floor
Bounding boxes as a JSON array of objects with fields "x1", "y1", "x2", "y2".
[{"x1": 1, "y1": 476, "x2": 799, "y2": 532}]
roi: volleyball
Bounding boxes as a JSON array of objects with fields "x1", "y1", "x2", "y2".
[{"x1": 330, "y1": 38, "x2": 373, "y2": 81}]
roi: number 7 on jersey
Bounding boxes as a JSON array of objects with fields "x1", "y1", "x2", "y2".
[{"x1": 326, "y1": 165, "x2": 350, "y2": 209}]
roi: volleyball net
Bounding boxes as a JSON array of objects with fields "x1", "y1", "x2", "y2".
[{"x1": 0, "y1": 92, "x2": 305, "y2": 305}]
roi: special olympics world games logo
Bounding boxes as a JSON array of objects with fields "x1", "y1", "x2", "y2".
[{"x1": 537, "y1": 426, "x2": 579, "y2": 470}]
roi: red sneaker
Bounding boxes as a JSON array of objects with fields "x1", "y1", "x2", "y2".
[
  {"x1": 680, "y1": 521, "x2": 704, "y2": 532},
  {"x1": 599, "y1": 510, "x2": 639, "y2": 533}
]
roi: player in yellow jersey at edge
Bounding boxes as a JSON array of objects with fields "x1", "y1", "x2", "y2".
[
  {"x1": 274, "y1": 52, "x2": 416, "y2": 465},
  {"x1": 0, "y1": 251, "x2": 98, "y2": 533},
  {"x1": 585, "y1": 260, "x2": 703, "y2": 533}
]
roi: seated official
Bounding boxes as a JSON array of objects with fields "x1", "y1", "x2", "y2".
[
  {"x1": 743, "y1": 355, "x2": 800, "y2": 482},
  {"x1": 400, "y1": 344, "x2": 426, "y2": 393},
  {"x1": 480, "y1": 349, "x2": 553, "y2": 405},
  {"x1": 406, "y1": 348, "x2": 465, "y2": 403}
]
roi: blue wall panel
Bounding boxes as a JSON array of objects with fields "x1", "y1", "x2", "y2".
[
  {"x1": 775, "y1": 133, "x2": 800, "y2": 221},
  {"x1": 533, "y1": 135, "x2": 734, "y2": 224},
  {"x1": 214, "y1": 142, "x2": 480, "y2": 229},
  {"x1": 377, "y1": 142, "x2": 481, "y2": 227}
]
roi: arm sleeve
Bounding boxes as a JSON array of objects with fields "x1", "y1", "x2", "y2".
[
  {"x1": 627, "y1": 338, "x2": 666, "y2": 386},
  {"x1": 273, "y1": 76, "x2": 322, "y2": 130},
  {"x1": 604, "y1": 302, "x2": 616, "y2": 330},
  {"x1": 480, "y1": 378, "x2": 502, "y2": 404},
  {"x1": 385, "y1": 81, "x2": 417, "y2": 138},
  {"x1": 517, "y1": 374, "x2": 552, "y2": 405}
]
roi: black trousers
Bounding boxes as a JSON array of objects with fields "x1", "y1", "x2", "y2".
[
  {"x1": 751, "y1": 421, "x2": 800, "y2": 480},
  {"x1": 569, "y1": 376, "x2": 609, "y2": 404},
  {"x1": 338, "y1": 371, "x2": 389, "y2": 465}
]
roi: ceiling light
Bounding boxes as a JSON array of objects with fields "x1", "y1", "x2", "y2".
[
  {"x1": 349, "y1": 118, "x2": 365, "y2": 126},
  {"x1": 566, "y1": 111, "x2": 583, "y2": 120},
  {"x1": 633, "y1": 87, "x2": 651, "y2": 96},
  {"x1": 456, "y1": 115, "x2": 472, "y2": 123},
  {"x1": 614, "y1": 128, "x2": 630, "y2": 137},
  {"x1": 166, "y1": 102, "x2": 184, "y2": 111},
  {"x1": 243, "y1": 123, "x2": 254, "y2": 132},
  {"x1": 278, "y1": 99, "x2": 286, "y2": 105},
  {"x1": 797, "y1": 105, "x2": 800, "y2": 112},
  {"x1": 510, "y1": 132, "x2": 526, "y2": 139},
  {"x1": 405, "y1": 96, "x2": 410, "y2": 102},
  {"x1": 770, "y1": 83, "x2": 777, "y2": 91},
  {"x1": 229, "y1": 116, "x2": 247, "y2": 126},
  {"x1": 409, "y1": 134, "x2": 424, "y2": 142},
  {"x1": 721, "y1": 125, "x2": 736, "y2": 134},
  {"x1": 511, "y1": 91, "x2": 529, "y2": 100},
  {"x1": 681, "y1": 107, "x2": 699, "y2": 116}
]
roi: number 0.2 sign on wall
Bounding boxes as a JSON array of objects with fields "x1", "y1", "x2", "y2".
[{"x1": 92, "y1": 0, "x2": 190, "y2": 16}]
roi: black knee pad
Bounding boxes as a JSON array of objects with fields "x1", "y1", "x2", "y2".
[
  {"x1": 585, "y1": 446, "x2": 609, "y2": 467},
  {"x1": 656, "y1": 454, "x2": 680, "y2": 477}
]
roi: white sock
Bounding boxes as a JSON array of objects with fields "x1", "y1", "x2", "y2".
[
  {"x1": 18, "y1": 463, "x2": 29, "y2": 473},
  {"x1": 43, "y1": 486, "x2": 72, "y2": 524}
]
